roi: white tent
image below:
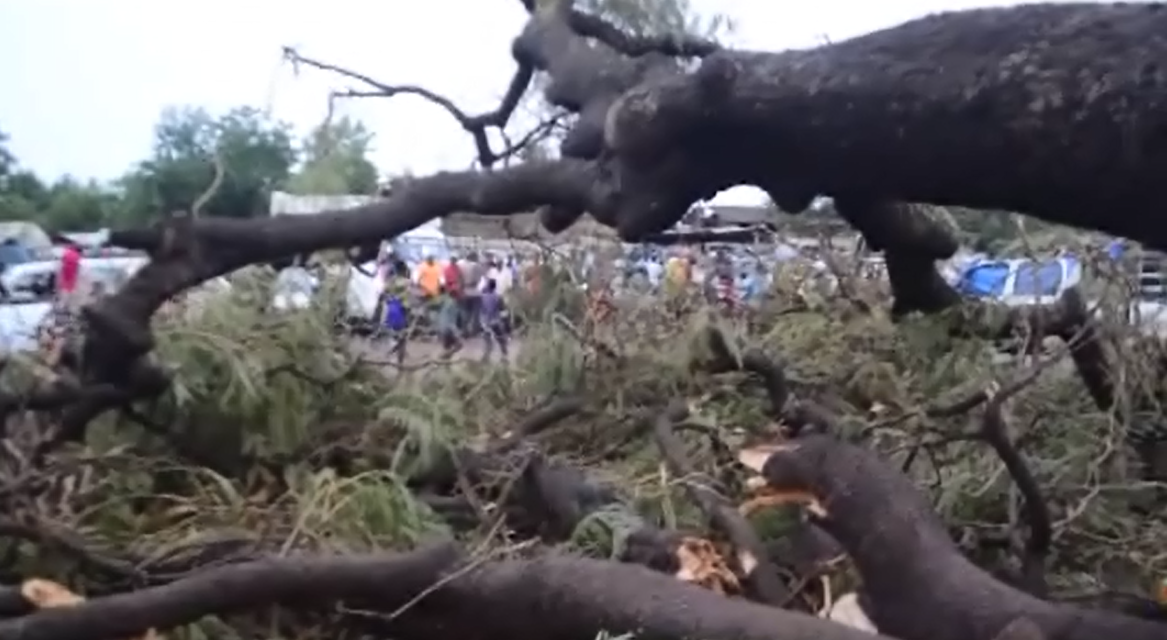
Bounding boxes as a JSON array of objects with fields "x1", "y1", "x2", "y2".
[
  {"x1": 269, "y1": 191, "x2": 381, "y2": 217},
  {"x1": 269, "y1": 191, "x2": 448, "y2": 247}
]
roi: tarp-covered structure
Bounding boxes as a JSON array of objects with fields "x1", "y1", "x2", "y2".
[{"x1": 956, "y1": 256, "x2": 1083, "y2": 300}]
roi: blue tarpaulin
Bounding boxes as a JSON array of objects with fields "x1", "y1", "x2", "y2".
[
  {"x1": 957, "y1": 257, "x2": 1079, "y2": 299},
  {"x1": 957, "y1": 261, "x2": 1012, "y2": 297}
]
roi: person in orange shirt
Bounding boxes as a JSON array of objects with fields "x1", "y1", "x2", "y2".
[{"x1": 416, "y1": 255, "x2": 442, "y2": 299}]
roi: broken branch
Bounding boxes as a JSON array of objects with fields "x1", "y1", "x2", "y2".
[{"x1": 740, "y1": 435, "x2": 1165, "y2": 640}]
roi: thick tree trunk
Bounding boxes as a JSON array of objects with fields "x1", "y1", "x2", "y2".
[
  {"x1": 743, "y1": 434, "x2": 1167, "y2": 640},
  {"x1": 25, "y1": 1, "x2": 1155, "y2": 470},
  {"x1": 602, "y1": 3, "x2": 1167, "y2": 245}
]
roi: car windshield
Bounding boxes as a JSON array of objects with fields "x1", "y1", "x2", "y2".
[{"x1": 0, "y1": 242, "x2": 33, "y2": 269}]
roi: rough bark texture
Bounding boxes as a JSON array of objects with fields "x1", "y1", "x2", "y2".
[
  {"x1": 749, "y1": 434, "x2": 1166, "y2": 640},
  {"x1": 0, "y1": 545, "x2": 896, "y2": 640},
  {"x1": 74, "y1": 2, "x2": 1167, "y2": 392},
  {"x1": 603, "y1": 4, "x2": 1167, "y2": 239},
  {"x1": 8, "y1": 6, "x2": 1167, "y2": 637}
]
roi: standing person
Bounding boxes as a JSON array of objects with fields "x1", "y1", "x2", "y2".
[
  {"x1": 483, "y1": 255, "x2": 515, "y2": 297},
  {"x1": 57, "y1": 241, "x2": 82, "y2": 309},
  {"x1": 442, "y1": 253, "x2": 464, "y2": 329},
  {"x1": 416, "y1": 254, "x2": 442, "y2": 299},
  {"x1": 435, "y1": 285, "x2": 463, "y2": 358},
  {"x1": 443, "y1": 253, "x2": 463, "y2": 297},
  {"x1": 523, "y1": 255, "x2": 543, "y2": 295},
  {"x1": 381, "y1": 268, "x2": 412, "y2": 364},
  {"x1": 507, "y1": 255, "x2": 520, "y2": 285},
  {"x1": 644, "y1": 254, "x2": 664, "y2": 292},
  {"x1": 458, "y1": 252, "x2": 483, "y2": 335},
  {"x1": 416, "y1": 253, "x2": 443, "y2": 327},
  {"x1": 478, "y1": 278, "x2": 509, "y2": 362}
]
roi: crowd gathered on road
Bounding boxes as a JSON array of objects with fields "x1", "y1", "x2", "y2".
[{"x1": 364, "y1": 242, "x2": 849, "y2": 364}]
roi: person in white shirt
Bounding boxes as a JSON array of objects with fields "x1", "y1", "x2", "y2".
[
  {"x1": 644, "y1": 256, "x2": 664, "y2": 291},
  {"x1": 481, "y1": 256, "x2": 514, "y2": 295}
]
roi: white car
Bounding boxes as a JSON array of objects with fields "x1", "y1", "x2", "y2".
[{"x1": 0, "y1": 261, "x2": 57, "y2": 353}]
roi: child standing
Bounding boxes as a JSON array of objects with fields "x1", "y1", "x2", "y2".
[
  {"x1": 478, "y1": 278, "x2": 509, "y2": 362},
  {"x1": 382, "y1": 273, "x2": 411, "y2": 365}
]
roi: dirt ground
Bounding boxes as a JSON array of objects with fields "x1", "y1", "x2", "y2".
[{"x1": 350, "y1": 333, "x2": 521, "y2": 372}]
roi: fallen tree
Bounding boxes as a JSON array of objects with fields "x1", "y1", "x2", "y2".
[
  {"x1": 5, "y1": 2, "x2": 1167, "y2": 638},
  {"x1": 740, "y1": 425, "x2": 1167, "y2": 640},
  {"x1": 0, "y1": 315, "x2": 1162, "y2": 640},
  {"x1": 0, "y1": 542, "x2": 899, "y2": 640},
  {"x1": 38, "y1": 0, "x2": 1161, "y2": 444}
]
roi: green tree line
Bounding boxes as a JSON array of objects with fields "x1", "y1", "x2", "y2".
[
  {"x1": 0, "y1": 107, "x2": 380, "y2": 233},
  {"x1": 0, "y1": 0, "x2": 731, "y2": 235}
]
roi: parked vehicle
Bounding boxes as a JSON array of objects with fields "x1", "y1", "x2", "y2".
[
  {"x1": 0, "y1": 260, "x2": 72, "y2": 353},
  {"x1": 0, "y1": 239, "x2": 35, "y2": 273},
  {"x1": 0, "y1": 256, "x2": 185, "y2": 353}
]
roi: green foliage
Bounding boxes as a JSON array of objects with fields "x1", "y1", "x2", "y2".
[
  {"x1": 118, "y1": 106, "x2": 297, "y2": 224},
  {"x1": 151, "y1": 270, "x2": 386, "y2": 462},
  {"x1": 0, "y1": 130, "x2": 124, "y2": 231},
  {"x1": 0, "y1": 130, "x2": 14, "y2": 179},
  {"x1": 949, "y1": 208, "x2": 1024, "y2": 252},
  {"x1": 286, "y1": 116, "x2": 379, "y2": 196},
  {"x1": 574, "y1": 0, "x2": 734, "y2": 40},
  {"x1": 0, "y1": 106, "x2": 380, "y2": 232}
]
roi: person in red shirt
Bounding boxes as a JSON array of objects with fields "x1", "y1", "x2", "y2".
[
  {"x1": 442, "y1": 256, "x2": 462, "y2": 297},
  {"x1": 58, "y1": 242, "x2": 82, "y2": 304}
]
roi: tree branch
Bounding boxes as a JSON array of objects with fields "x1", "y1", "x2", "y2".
[
  {"x1": 653, "y1": 402, "x2": 790, "y2": 605},
  {"x1": 740, "y1": 435, "x2": 1166, "y2": 640},
  {"x1": 981, "y1": 389, "x2": 1052, "y2": 597},
  {"x1": 0, "y1": 544, "x2": 900, "y2": 640},
  {"x1": 0, "y1": 543, "x2": 462, "y2": 640},
  {"x1": 285, "y1": 48, "x2": 533, "y2": 169}
]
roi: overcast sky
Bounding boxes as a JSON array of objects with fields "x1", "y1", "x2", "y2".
[{"x1": 1, "y1": 0, "x2": 1065, "y2": 204}]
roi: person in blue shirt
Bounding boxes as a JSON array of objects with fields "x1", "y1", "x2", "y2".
[
  {"x1": 382, "y1": 272, "x2": 412, "y2": 365},
  {"x1": 739, "y1": 269, "x2": 759, "y2": 302},
  {"x1": 478, "y1": 278, "x2": 509, "y2": 362},
  {"x1": 739, "y1": 262, "x2": 769, "y2": 301}
]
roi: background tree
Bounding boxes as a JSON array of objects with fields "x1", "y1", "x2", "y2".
[
  {"x1": 573, "y1": 0, "x2": 733, "y2": 39},
  {"x1": 0, "y1": 129, "x2": 14, "y2": 181},
  {"x1": 285, "y1": 116, "x2": 379, "y2": 195},
  {"x1": 0, "y1": 132, "x2": 116, "y2": 231},
  {"x1": 38, "y1": 178, "x2": 123, "y2": 231},
  {"x1": 118, "y1": 106, "x2": 296, "y2": 224}
]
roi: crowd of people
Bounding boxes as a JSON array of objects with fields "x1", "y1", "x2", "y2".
[
  {"x1": 365, "y1": 241, "x2": 850, "y2": 365},
  {"x1": 373, "y1": 250, "x2": 521, "y2": 364}
]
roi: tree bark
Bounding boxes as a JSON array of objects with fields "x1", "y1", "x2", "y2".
[
  {"x1": 21, "y1": 1, "x2": 1159, "y2": 456},
  {"x1": 744, "y1": 434, "x2": 1167, "y2": 640},
  {"x1": 0, "y1": 544, "x2": 895, "y2": 640}
]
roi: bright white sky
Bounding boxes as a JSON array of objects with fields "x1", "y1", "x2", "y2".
[{"x1": 0, "y1": 0, "x2": 1069, "y2": 204}]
